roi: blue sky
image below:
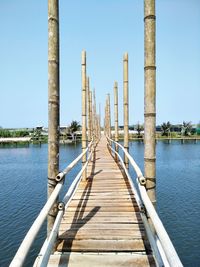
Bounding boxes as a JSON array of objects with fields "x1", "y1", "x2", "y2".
[{"x1": 0, "y1": 0, "x2": 200, "y2": 128}]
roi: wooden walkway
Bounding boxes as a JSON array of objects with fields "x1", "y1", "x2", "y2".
[{"x1": 48, "y1": 136, "x2": 156, "y2": 266}]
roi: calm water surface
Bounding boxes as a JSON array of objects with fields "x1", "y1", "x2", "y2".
[{"x1": 0, "y1": 141, "x2": 199, "y2": 266}]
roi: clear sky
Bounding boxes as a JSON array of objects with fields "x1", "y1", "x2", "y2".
[{"x1": 0, "y1": 0, "x2": 200, "y2": 128}]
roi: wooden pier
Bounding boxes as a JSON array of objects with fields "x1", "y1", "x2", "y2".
[{"x1": 47, "y1": 136, "x2": 156, "y2": 267}]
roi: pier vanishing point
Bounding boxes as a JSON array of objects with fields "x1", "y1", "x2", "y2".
[{"x1": 10, "y1": 0, "x2": 183, "y2": 266}]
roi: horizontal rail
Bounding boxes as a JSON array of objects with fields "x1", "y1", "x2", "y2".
[
  {"x1": 35, "y1": 148, "x2": 94, "y2": 267},
  {"x1": 10, "y1": 142, "x2": 93, "y2": 267},
  {"x1": 56, "y1": 140, "x2": 93, "y2": 181},
  {"x1": 107, "y1": 137, "x2": 183, "y2": 267}
]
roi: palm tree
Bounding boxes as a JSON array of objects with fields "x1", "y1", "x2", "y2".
[
  {"x1": 69, "y1": 120, "x2": 81, "y2": 141},
  {"x1": 181, "y1": 121, "x2": 192, "y2": 136},
  {"x1": 161, "y1": 121, "x2": 171, "y2": 136},
  {"x1": 136, "y1": 122, "x2": 144, "y2": 138}
]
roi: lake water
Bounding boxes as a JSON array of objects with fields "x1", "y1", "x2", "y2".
[{"x1": 0, "y1": 141, "x2": 199, "y2": 266}]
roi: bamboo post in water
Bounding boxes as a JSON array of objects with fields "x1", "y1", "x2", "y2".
[
  {"x1": 123, "y1": 53, "x2": 129, "y2": 169},
  {"x1": 114, "y1": 81, "x2": 119, "y2": 160},
  {"x1": 47, "y1": 0, "x2": 60, "y2": 235},
  {"x1": 144, "y1": 0, "x2": 156, "y2": 207},
  {"x1": 82, "y1": 50, "x2": 87, "y2": 180}
]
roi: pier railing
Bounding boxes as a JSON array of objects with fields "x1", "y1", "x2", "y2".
[
  {"x1": 10, "y1": 140, "x2": 95, "y2": 267},
  {"x1": 106, "y1": 136, "x2": 183, "y2": 267}
]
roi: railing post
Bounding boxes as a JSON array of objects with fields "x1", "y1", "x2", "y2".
[
  {"x1": 123, "y1": 53, "x2": 129, "y2": 169},
  {"x1": 144, "y1": 0, "x2": 156, "y2": 207},
  {"x1": 82, "y1": 50, "x2": 87, "y2": 181},
  {"x1": 114, "y1": 81, "x2": 119, "y2": 161},
  {"x1": 47, "y1": 0, "x2": 60, "y2": 235}
]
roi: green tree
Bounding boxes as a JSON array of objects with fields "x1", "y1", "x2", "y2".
[
  {"x1": 161, "y1": 121, "x2": 171, "y2": 136},
  {"x1": 181, "y1": 121, "x2": 192, "y2": 136},
  {"x1": 69, "y1": 120, "x2": 81, "y2": 141},
  {"x1": 135, "y1": 122, "x2": 144, "y2": 138}
]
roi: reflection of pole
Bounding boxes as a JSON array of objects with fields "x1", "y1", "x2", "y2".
[
  {"x1": 123, "y1": 53, "x2": 129, "y2": 169},
  {"x1": 47, "y1": 0, "x2": 60, "y2": 236},
  {"x1": 81, "y1": 50, "x2": 87, "y2": 181},
  {"x1": 144, "y1": 0, "x2": 156, "y2": 207},
  {"x1": 114, "y1": 81, "x2": 119, "y2": 160}
]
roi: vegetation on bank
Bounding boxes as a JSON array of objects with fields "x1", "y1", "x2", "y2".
[{"x1": 0, "y1": 120, "x2": 200, "y2": 142}]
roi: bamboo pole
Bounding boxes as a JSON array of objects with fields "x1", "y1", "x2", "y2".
[
  {"x1": 87, "y1": 77, "x2": 91, "y2": 143},
  {"x1": 144, "y1": 0, "x2": 156, "y2": 207},
  {"x1": 107, "y1": 94, "x2": 111, "y2": 139},
  {"x1": 114, "y1": 81, "x2": 119, "y2": 160},
  {"x1": 99, "y1": 103, "x2": 101, "y2": 137},
  {"x1": 81, "y1": 50, "x2": 87, "y2": 180},
  {"x1": 47, "y1": 0, "x2": 60, "y2": 235},
  {"x1": 93, "y1": 89, "x2": 97, "y2": 144},
  {"x1": 89, "y1": 90, "x2": 93, "y2": 140},
  {"x1": 123, "y1": 53, "x2": 129, "y2": 169}
]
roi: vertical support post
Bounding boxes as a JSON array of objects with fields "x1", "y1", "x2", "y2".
[
  {"x1": 114, "y1": 81, "x2": 119, "y2": 161},
  {"x1": 89, "y1": 90, "x2": 93, "y2": 140},
  {"x1": 107, "y1": 94, "x2": 111, "y2": 139},
  {"x1": 47, "y1": 0, "x2": 60, "y2": 235},
  {"x1": 87, "y1": 77, "x2": 91, "y2": 144},
  {"x1": 93, "y1": 89, "x2": 97, "y2": 144},
  {"x1": 123, "y1": 53, "x2": 129, "y2": 169},
  {"x1": 144, "y1": 0, "x2": 156, "y2": 207},
  {"x1": 99, "y1": 103, "x2": 101, "y2": 137},
  {"x1": 82, "y1": 50, "x2": 87, "y2": 180}
]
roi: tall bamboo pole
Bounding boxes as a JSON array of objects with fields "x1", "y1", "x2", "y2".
[
  {"x1": 47, "y1": 0, "x2": 60, "y2": 235},
  {"x1": 114, "y1": 81, "x2": 119, "y2": 160},
  {"x1": 123, "y1": 53, "x2": 129, "y2": 169},
  {"x1": 107, "y1": 94, "x2": 111, "y2": 139},
  {"x1": 89, "y1": 90, "x2": 93, "y2": 140},
  {"x1": 144, "y1": 0, "x2": 156, "y2": 207},
  {"x1": 93, "y1": 89, "x2": 97, "y2": 143},
  {"x1": 99, "y1": 103, "x2": 101, "y2": 137},
  {"x1": 87, "y1": 77, "x2": 91, "y2": 143},
  {"x1": 82, "y1": 50, "x2": 87, "y2": 180}
]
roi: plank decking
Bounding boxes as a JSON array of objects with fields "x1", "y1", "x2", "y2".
[{"x1": 48, "y1": 136, "x2": 156, "y2": 266}]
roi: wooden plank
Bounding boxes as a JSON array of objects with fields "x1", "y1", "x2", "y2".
[
  {"x1": 66, "y1": 206, "x2": 140, "y2": 212},
  {"x1": 59, "y1": 232, "x2": 146, "y2": 240},
  {"x1": 56, "y1": 239, "x2": 146, "y2": 252},
  {"x1": 59, "y1": 228, "x2": 145, "y2": 235},
  {"x1": 60, "y1": 216, "x2": 142, "y2": 224},
  {"x1": 63, "y1": 213, "x2": 140, "y2": 218},
  {"x1": 46, "y1": 253, "x2": 156, "y2": 267},
  {"x1": 59, "y1": 223, "x2": 144, "y2": 231}
]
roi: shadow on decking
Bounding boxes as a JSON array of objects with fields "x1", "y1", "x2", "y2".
[{"x1": 56, "y1": 148, "x2": 100, "y2": 264}]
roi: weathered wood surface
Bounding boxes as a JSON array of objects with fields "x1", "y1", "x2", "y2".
[{"x1": 49, "y1": 136, "x2": 155, "y2": 266}]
